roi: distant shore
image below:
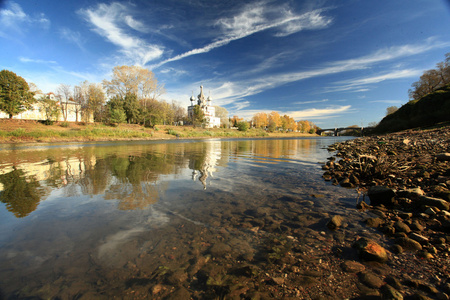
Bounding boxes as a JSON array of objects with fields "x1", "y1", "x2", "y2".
[{"x1": 0, "y1": 119, "x2": 318, "y2": 144}]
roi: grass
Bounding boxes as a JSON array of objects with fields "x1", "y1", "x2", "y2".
[{"x1": 0, "y1": 120, "x2": 315, "y2": 143}]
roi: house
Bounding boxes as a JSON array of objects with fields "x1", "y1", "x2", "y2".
[
  {"x1": 0, "y1": 93, "x2": 92, "y2": 122},
  {"x1": 187, "y1": 86, "x2": 221, "y2": 128}
]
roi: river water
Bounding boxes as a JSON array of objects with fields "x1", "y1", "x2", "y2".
[{"x1": 0, "y1": 137, "x2": 366, "y2": 299}]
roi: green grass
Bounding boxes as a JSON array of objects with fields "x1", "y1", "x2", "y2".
[{"x1": 0, "y1": 127, "x2": 154, "y2": 140}]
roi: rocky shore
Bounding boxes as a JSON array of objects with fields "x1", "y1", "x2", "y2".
[{"x1": 322, "y1": 126, "x2": 450, "y2": 299}]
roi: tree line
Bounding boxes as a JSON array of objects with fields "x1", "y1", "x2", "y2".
[{"x1": 0, "y1": 65, "x2": 187, "y2": 126}]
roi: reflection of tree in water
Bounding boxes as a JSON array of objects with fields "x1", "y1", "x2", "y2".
[
  {"x1": 104, "y1": 154, "x2": 173, "y2": 210},
  {"x1": 0, "y1": 168, "x2": 46, "y2": 218}
]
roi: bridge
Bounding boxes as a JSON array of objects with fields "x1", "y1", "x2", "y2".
[{"x1": 316, "y1": 127, "x2": 368, "y2": 136}]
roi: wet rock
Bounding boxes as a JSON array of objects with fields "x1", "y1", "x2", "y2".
[
  {"x1": 164, "y1": 287, "x2": 191, "y2": 300},
  {"x1": 368, "y1": 186, "x2": 397, "y2": 207},
  {"x1": 357, "y1": 200, "x2": 370, "y2": 210},
  {"x1": 395, "y1": 237, "x2": 422, "y2": 251},
  {"x1": 327, "y1": 215, "x2": 345, "y2": 230},
  {"x1": 209, "y1": 242, "x2": 231, "y2": 257},
  {"x1": 353, "y1": 237, "x2": 389, "y2": 263}
]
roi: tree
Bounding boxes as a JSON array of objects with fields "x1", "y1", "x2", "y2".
[
  {"x1": 73, "y1": 81, "x2": 90, "y2": 122},
  {"x1": 57, "y1": 84, "x2": 72, "y2": 121},
  {"x1": 124, "y1": 93, "x2": 140, "y2": 124},
  {"x1": 237, "y1": 121, "x2": 249, "y2": 131},
  {"x1": 386, "y1": 106, "x2": 398, "y2": 116},
  {"x1": 192, "y1": 104, "x2": 205, "y2": 126},
  {"x1": 268, "y1": 111, "x2": 281, "y2": 127},
  {"x1": 0, "y1": 69, "x2": 35, "y2": 118},
  {"x1": 252, "y1": 112, "x2": 268, "y2": 128},
  {"x1": 88, "y1": 83, "x2": 106, "y2": 122},
  {"x1": 408, "y1": 52, "x2": 450, "y2": 100},
  {"x1": 214, "y1": 106, "x2": 229, "y2": 127},
  {"x1": 40, "y1": 95, "x2": 60, "y2": 122},
  {"x1": 230, "y1": 115, "x2": 243, "y2": 127},
  {"x1": 102, "y1": 65, "x2": 165, "y2": 100}
]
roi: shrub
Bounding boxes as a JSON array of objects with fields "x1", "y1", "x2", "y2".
[
  {"x1": 60, "y1": 121, "x2": 70, "y2": 128},
  {"x1": 237, "y1": 121, "x2": 249, "y2": 131}
]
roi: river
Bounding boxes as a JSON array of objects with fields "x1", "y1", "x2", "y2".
[{"x1": 0, "y1": 137, "x2": 369, "y2": 299}]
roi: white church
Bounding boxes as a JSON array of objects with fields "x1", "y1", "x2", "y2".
[{"x1": 188, "y1": 86, "x2": 221, "y2": 128}]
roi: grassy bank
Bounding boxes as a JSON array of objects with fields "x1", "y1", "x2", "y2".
[{"x1": 0, "y1": 120, "x2": 316, "y2": 143}]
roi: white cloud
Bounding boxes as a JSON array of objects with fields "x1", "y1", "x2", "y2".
[
  {"x1": 285, "y1": 105, "x2": 352, "y2": 120},
  {"x1": 78, "y1": 2, "x2": 163, "y2": 65},
  {"x1": 59, "y1": 28, "x2": 85, "y2": 50},
  {"x1": 369, "y1": 100, "x2": 403, "y2": 104},
  {"x1": 325, "y1": 69, "x2": 422, "y2": 93},
  {"x1": 19, "y1": 57, "x2": 57, "y2": 64},
  {"x1": 153, "y1": 4, "x2": 332, "y2": 68},
  {"x1": 0, "y1": 2, "x2": 50, "y2": 34},
  {"x1": 232, "y1": 105, "x2": 352, "y2": 121},
  {"x1": 294, "y1": 99, "x2": 329, "y2": 105}
]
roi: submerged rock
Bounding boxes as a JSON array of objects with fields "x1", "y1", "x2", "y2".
[{"x1": 353, "y1": 237, "x2": 388, "y2": 263}]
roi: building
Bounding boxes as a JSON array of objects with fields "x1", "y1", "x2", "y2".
[
  {"x1": 0, "y1": 93, "x2": 92, "y2": 122},
  {"x1": 187, "y1": 86, "x2": 221, "y2": 128}
]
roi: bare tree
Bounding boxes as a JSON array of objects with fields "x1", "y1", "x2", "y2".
[
  {"x1": 57, "y1": 84, "x2": 72, "y2": 121},
  {"x1": 102, "y1": 65, "x2": 165, "y2": 100}
]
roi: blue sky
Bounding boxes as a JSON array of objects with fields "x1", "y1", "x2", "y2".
[{"x1": 1, "y1": 0, "x2": 449, "y2": 128}]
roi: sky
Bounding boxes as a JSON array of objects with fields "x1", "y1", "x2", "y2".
[{"x1": 1, "y1": 0, "x2": 449, "y2": 128}]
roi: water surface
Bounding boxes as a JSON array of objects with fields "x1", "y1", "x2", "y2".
[{"x1": 0, "y1": 137, "x2": 361, "y2": 299}]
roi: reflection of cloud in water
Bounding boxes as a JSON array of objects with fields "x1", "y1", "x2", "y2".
[{"x1": 97, "y1": 207, "x2": 169, "y2": 265}]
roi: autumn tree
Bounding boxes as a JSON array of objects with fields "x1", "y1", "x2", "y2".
[
  {"x1": 0, "y1": 70, "x2": 35, "y2": 118},
  {"x1": 386, "y1": 106, "x2": 398, "y2": 116},
  {"x1": 230, "y1": 115, "x2": 243, "y2": 127},
  {"x1": 409, "y1": 52, "x2": 450, "y2": 100},
  {"x1": 252, "y1": 112, "x2": 268, "y2": 128},
  {"x1": 102, "y1": 65, "x2": 165, "y2": 100}
]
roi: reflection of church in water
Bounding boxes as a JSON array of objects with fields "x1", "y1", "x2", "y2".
[
  {"x1": 189, "y1": 141, "x2": 221, "y2": 189},
  {"x1": 188, "y1": 86, "x2": 221, "y2": 128}
]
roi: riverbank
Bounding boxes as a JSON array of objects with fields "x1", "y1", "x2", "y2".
[
  {"x1": 321, "y1": 125, "x2": 450, "y2": 299},
  {"x1": 0, "y1": 119, "x2": 316, "y2": 143}
]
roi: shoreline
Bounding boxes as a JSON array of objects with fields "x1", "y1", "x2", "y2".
[
  {"x1": 0, "y1": 119, "x2": 321, "y2": 144},
  {"x1": 321, "y1": 125, "x2": 450, "y2": 299}
]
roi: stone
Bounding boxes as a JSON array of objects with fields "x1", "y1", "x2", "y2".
[
  {"x1": 327, "y1": 215, "x2": 345, "y2": 230},
  {"x1": 209, "y1": 242, "x2": 231, "y2": 257},
  {"x1": 436, "y1": 153, "x2": 450, "y2": 161},
  {"x1": 381, "y1": 284, "x2": 404, "y2": 300},
  {"x1": 409, "y1": 233, "x2": 429, "y2": 244},
  {"x1": 365, "y1": 217, "x2": 384, "y2": 228},
  {"x1": 419, "y1": 196, "x2": 450, "y2": 211},
  {"x1": 395, "y1": 221, "x2": 411, "y2": 234},
  {"x1": 410, "y1": 220, "x2": 425, "y2": 232},
  {"x1": 368, "y1": 186, "x2": 396, "y2": 207},
  {"x1": 395, "y1": 237, "x2": 423, "y2": 251},
  {"x1": 358, "y1": 272, "x2": 384, "y2": 289},
  {"x1": 341, "y1": 260, "x2": 366, "y2": 273},
  {"x1": 353, "y1": 237, "x2": 389, "y2": 263}
]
